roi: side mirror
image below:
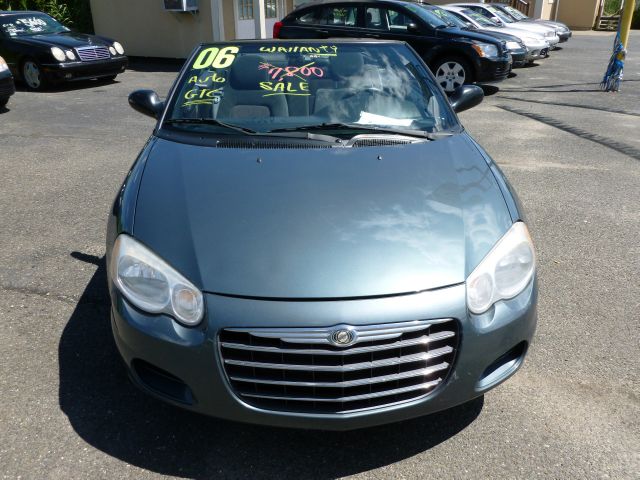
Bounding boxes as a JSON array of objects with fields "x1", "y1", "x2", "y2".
[
  {"x1": 406, "y1": 22, "x2": 420, "y2": 33},
  {"x1": 128, "y1": 89, "x2": 164, "y2": 119},
  {"x1": 449, "y1": 85, "x2": 484, "y2": 113}
]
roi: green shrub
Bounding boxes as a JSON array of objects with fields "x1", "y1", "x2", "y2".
[
  {"x1": 0, "y1": 0, "x2": 94, "y2": 33},
  {"x1": 603, "y1": 0, "x2": 622, "y2": 15}
]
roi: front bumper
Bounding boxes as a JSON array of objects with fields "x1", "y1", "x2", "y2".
[
  {"x1": 474, "y1": 55, "x2": 512, "y2": 83},
  {"x1": 110, "y1": 280, "x2": 537, "y2": 430},
  {"x1": 0, "y1": 71, "x2": 15, "y2": 100},
  {"x1": 508, "y1": 48, "x2": 527, "y2": 67},
  {"x1": 41, "y1": 56, "x2": 128, "y2": 82},
  {"x1": 558, "y1": 31, "x2": 572, "y2": 42},
  {"x1": 525, "y1": 45, "x2": 549, "y2": 61}
]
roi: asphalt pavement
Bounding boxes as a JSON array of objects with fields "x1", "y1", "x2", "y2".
[{"x1": 0, "y1": 31, "x2": 638, "y2": 479}]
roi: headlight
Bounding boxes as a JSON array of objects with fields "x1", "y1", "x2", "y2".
[
  {"x1": 51, "y1": 47, "x2": 66, "y2": 62},
  {"x1": 65, "y1": 50, "x2": 76, "y2": 61},
  {"x1": 505, "y1": 41, "x2": 521, "y2": 51},
  {"x1": 110, "y1": 235, "x2": 204, "y2": 326},
  {"x1": 0, "y1": 57, "x2": 8, "y2": 73},
  {"x1": 113, "y1": 42, "x2": 125, "y2": 55},
  {"x1": 109, "y1": 46, "x2": 117, "y2": 55},
  {"x1": 466, "y1": 222, "x2": 535, "y2": 314},
  {"x1": 472, "y1": 43, "x2": 499, "y2": 58},
  {"x1": 544, "y1": 30, "x2": 554, "y2": 38}
]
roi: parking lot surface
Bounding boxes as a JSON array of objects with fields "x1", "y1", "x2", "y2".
[{"x1": 0, "y1": 32, "x2": 638, "y2": 479}]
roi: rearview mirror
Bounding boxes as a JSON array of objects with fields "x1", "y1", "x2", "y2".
[
  {"x1": 128, "y1": 90, "x2": 164, "y2": 119},
  {"x1": 448, "y1": 85, "x2": 484, "y2": 113}
]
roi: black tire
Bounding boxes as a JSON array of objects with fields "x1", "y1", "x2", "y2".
[
  {"x1": 102, "y1": 74, "x2": 118, "y2": 82},
  {"x1": 21, "y1": 58, "x2": 48, "y2": 91},
  {"x1": 0, "y1": 97, "x2": 8, "y2": 109},
  {"x1": 430, "y1": 56, "x2": 474, "y2": 93}
]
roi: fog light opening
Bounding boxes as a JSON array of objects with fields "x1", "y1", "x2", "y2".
[
  {"x1": 476, "y1": 341, "x2": 527, "y2": 392},
  {"x1": 132, "y1": 359, "x2": 195, "y2": 405}
]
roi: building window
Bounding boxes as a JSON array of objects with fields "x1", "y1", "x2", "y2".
[
  {"x1": 238, "y1": 0, "x2": 254, "y2": 20},
  {"x1": 265, "y1": 0, "x2": 277, "y2": 18}
]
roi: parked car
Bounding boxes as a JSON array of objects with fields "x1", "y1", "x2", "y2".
[
  {"x1": 430, "y1": 5, "x2": 528, "y2": 67},
  {"x1": 0, "y1": 10, "x2": 128, "y2": 90},
  {"x1": 491, "y1": 3, "x2": 572, "y2": 42},
  {"x1": 0, "y1": 54, "x2": 15, "y2": 107},
  {"x1": 111, "y1": 39, "x2": 538, "y2": 430},
  {"x1": 274, "y1": 0, "x2": 513, "y2": 92},
  {"x1": 450, "y1": 3, "x2": 560, "y2": 49},
  {"x1": 444, "y1": 6, "x2": 549, "y2": 63}
]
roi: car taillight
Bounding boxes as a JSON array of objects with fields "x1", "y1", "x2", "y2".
[{"x1": 273, "y1": 21, "x2": 283, "y2": 39}]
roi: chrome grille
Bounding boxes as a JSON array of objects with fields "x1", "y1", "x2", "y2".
[
  {"x1": 75, "y1": 46, "x2": 110, "y2": 62},
  {"x1": 219, "y1": 319, "x2": 458, "y2": 414}
]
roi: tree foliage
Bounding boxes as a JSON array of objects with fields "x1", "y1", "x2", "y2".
[{"x1": 0, "y1": 0, "x2": 94, "y2": 33}]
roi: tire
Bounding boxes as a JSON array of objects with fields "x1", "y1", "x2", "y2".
[
  {"x1": 431, "y1": 56, "x2": 473, "y2": 93},
  {"x1": 22, "y1": 58, "x2": 48, "y2": 91},
  {"x1": 102, "y1": 74, "x2": 118, "y2": 82},
  {"x1": 0, "y1": 97, "x2": 8, "y2": 109}
]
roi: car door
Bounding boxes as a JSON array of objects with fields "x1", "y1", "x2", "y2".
[
  {"x1": 359, "y1": 5, "x2": 438, "y2": 59},
  {"x1": 0, "y1": 30, "x2": 20, "y2": 74}
]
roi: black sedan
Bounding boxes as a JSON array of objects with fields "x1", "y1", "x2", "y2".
[
  {"x1": 274, "y1": 0, "x2": 512, "y2": 92},
  {"x1": 0, "y1": 10, "x2": 128, "y2": 90},
  {"x1": 0, "y1": 55, "x2": 15, "y2": 107}
]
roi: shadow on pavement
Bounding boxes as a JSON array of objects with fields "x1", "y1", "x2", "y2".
[
  {"x1": 15, "y1": 77, "x2": 120, "y2": 93},
  {"x1": 127, "y1": 57, "x2": 184, "y2": 73},
  {"x1": 479, "y1": 85, "x2": 500, "y2": 96},
  {"x1": 59, "y1": 253, "x2": 484, "y2": 479}
]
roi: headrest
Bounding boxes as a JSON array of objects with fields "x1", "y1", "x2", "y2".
[{"x1": 330, "y1": 52, "x2": 364, "y2": 79}]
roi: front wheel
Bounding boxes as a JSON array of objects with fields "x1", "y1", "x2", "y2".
[
  {"x1": 432, "y1": 57, "x2": 473, "y2": 93},
  {"x1": 0, "y1": 97, "x2": 8, "y2": 109},
  {"x1": 22, "y1": 59, "x2": 47, "y2": 91}
]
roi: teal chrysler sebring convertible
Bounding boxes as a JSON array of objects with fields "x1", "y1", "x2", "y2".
[{"x1": 107, "y1": 40, "x2": 537, "y2": 430}]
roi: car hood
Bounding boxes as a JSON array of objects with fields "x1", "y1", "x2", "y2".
[
  {"x1": 13, "y1": 32, "x2": 110, "y2": 49},
  {"x1": 488, "y1": 26, "x2": 545, "y2": 42},
  {"x1": 438, "y1": 27, "x2": 503, "y2": 47},
  {"x1": 133, "y1": 134, "x2": 512, "y2": 298},
  {"x1": 505, "y1": 22, "x2": 553, "y2": 35}
]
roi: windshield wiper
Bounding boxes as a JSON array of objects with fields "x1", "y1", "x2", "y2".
[
  {"x1": 269, "y1": 123, "x2": 453, "y2": 141},
  {"x1": 163, "y1": 118, "x2": 342, "y2": 143},
  {"x1": 164, "y1": 118, "x2": 259, "y2": 135}
]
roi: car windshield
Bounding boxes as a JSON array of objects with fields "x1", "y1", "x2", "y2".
[
  {"x1": 402, "y1": 4, "x2": 451, "y2": 29},
  {"x1": 0, "y1": 13, "x2": 69, "y2": 37},
  {"x1": 502, "y1": 5, "x2": 528, "y2": 20},
  {"x1": 462, "y1": 9, "x2": 499, "y2": 27},
  {"x1": 164, "y1": 42, "x2": 458, "y2": 135},
  {"x1": 430, "y1": 7, "x2": 467, "y2": 28},
  {"x1": 485, "y1": 6, "x2": 515, "y2": 24}
]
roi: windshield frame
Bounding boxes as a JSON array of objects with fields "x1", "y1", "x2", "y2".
[
  {"x1": 157, "y1": 41, "x2": 462, "y2": 141},
  {"x1": 0, "y1": 13, "x2": 70, "y2": 37}
]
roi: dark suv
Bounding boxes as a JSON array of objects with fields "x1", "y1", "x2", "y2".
[{"x1": 275, "y1": 0, "x2": 512, "y2": 92}]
